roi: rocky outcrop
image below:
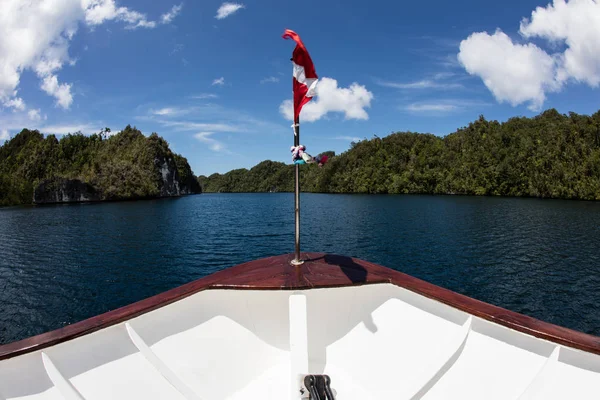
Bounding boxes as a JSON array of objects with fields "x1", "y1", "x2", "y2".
[
  {"x1": 155, "y1": 154, "x2": 202, "y2": 196},
  {"x1": 180, "y1": 172, "x2": 202, "y2": 195},
  {"x1": 156, "y1": 155, "x2": 181, "y2": 197},
  {"x1": 33, "y1": 178, "x2": 102, "y2": 204}
]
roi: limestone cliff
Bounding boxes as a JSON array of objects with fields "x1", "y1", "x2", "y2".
[
  {"x1": 33, "y1": 178, "x2": 102, "y2": 204},
  {"x1": 155, "y1": 153, "x2": 202, "y2": 197}
]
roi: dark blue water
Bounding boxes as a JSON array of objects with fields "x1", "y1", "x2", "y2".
[{"x1": 1, "y1": 194, "x2": 599, "y2": 345}]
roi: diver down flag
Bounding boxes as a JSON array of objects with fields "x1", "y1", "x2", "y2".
[{"x1": 282, "y1": 29, "x2": 318, "y2": 121}]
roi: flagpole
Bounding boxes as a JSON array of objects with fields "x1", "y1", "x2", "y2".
[
  {"x1": 283, "y1": 28, "x2": 315, "y2": 267},
  {"x1": 292, "y1": 116, "x2": 303, "y2": 265}
]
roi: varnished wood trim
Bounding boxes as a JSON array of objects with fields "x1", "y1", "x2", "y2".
[{"x1": 1, "y1": 252, "x2": 598, "y2": 360}]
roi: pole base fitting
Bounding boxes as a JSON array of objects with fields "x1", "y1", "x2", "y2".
[{"x1": 291, "y1": 258, "x2": 304, "y2": 266}]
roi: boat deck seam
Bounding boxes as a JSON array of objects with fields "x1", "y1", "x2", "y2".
[
  {"x1": 125, "y1": 323, "x2": 203, "y2": 400},
  {"x1": 515, "y1": 345, "x2": 561, "y2": 400},
  {"x1": 406, "y1": 317, "x2": 473, "y2": 400},
  {"x1": 41, "y1": 352, "x2": 85, "y2": 400}
]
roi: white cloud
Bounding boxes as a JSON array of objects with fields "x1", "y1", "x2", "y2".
[
  {"x1": 406, "y1": 103, "x2": 458, "y2": 112},
  {"x1": 170, "y1": 44, "x2": 184, "y2": 55},
  {"x1": 158, "y1": 119, "x2": 246, "y2": 133},
  {"x1": 140, "y1": 103, "x2": 287, "y2": 135},
  {"x1": 83, "y1": 0, "x2": 117, "y2": 25},
  {"x1": 194, "y1": 132, "x2": 227, "y2": 152},
  {"x1": 0, "y1": 129, "x2": 9, "y2": 142},
  {"x1": 150, "y1": 105, "x2": 229, "y2": 118},
  {"x1": 279, "y1": 77, "x2": 374, "y2": 122},
  {"x1": 160, "y1": 3, "x2": 183, "y2": 24},
  {"x1": 0, "y1": 108, "x2": 57, "y2": 136},
  {"x1": 152, "y1": 107, "x2": 180, "y2": 116},
  {"x1": 402, "y1": 99, "x2": 491, "y2": 115},
  {"x1": 28, "y1": 109, "x2": 42, "y2": 121},
  {"x1": 215, "y1": 2, "x2": 245, "y2": 19},
  {"x1": 150, "y1": 106, "x2": 214, "y2": 117},
  {"x1": 0, "y1": 1, "x2": 177, "y2": 110},
  {"x1": 3, "y1": 97, "x2": 26, "y2": 111},
  {"x1": 459, "y1": 0, "x2": 600, "y2": 111},
  {"x1": 40, "y1": 75, "x2": 74, "y2": 109},
  {"x1": 520, "y1": 0, "x2": 600, "y2": 87},
  {"x1": 376, "y1": 71, "x2": 463, "y2": 90},
  {"x1": 432, "y1": 72, "x2": 456, "y2": 80},
  {"x1": 212, "y1": 77, "x2": 225, "y2": 86},
  {"x1": 335, "y1": 136, "x2": 362, "y2": 142},
  {"x1": 83, "y1": 0, "x2": 156, "y2": 28},
  {"x1": 376, "y1": 79, "x2": 462, "y2": 90},
  {"x1": 260, "y1": 76, "x2": 280, "y2": 84},
  {"x1": 458, "y1": 30, "x2": 560, "y2": 111},
  {"x1": 40, "y1": 123, "x2": 98, "y2": 135},
  {"x1": 190, "y1": 93, "x2": 218, "y2": 99}
]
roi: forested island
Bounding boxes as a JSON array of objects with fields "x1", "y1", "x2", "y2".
[
  {"x1": 3, "y1": 108, "x2": 600, "y2": 206},
  {"x1": 0, "y1": 125, "x2": 201, "y2": 207},
  {"x1": 200, "y1": 109, "x2": 600, "y2": 200}
]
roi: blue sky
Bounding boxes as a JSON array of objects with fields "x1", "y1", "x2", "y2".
[{"x1": 1, "y1": 0, "x2": 600, "y2": 175}]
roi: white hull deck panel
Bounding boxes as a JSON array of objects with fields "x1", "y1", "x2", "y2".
[{"x1": 1, "y1": 283, "x2": 599, "y2": 399}]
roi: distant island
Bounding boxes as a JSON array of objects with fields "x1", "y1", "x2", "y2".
[
  {"x1": 0, "y1": 126, "x2": 201, "y2": 207},
  {"x1": 200, "y1": 109, "x2": 600, "y2": 201}
]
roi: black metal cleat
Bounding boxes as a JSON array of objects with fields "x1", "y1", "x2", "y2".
[{"x1": 303, "y1": 374, "x2": 336, "y2": 400}]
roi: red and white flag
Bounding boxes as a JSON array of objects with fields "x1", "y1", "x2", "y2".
[{"x1": 282, "y1": 29, "x2": 318, "y2": 121}]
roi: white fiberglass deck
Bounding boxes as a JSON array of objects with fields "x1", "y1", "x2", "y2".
[{"x1": 1, "y1": 284, "x2": 599, "y2": 399}]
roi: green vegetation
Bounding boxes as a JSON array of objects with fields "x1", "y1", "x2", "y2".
[
  {"x1": 0, "y1": 125, "x2": 201, "y2": 206},
  {"x1": 200, "y1": 109, "x2": 600, "y2": 200}
]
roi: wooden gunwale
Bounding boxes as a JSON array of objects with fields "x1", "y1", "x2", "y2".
[{"x1": 1, "y1": 252, "x2": 599, "y2": 361}]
